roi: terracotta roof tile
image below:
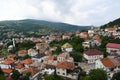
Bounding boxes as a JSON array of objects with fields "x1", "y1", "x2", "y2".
[
  {"x1": 58, "y1": 52, "x2": 68, "y2": 57},
  {"x1": 101, "y1": 58, "x2": 120, "y2": 67},
  {"x1": 2, "y1": 68, "x2": 12, "y2": 74},
  {"x1": 18, "y1": 50, "x2": 27, "y2": 54},
  {"x1": 21, "y1": 59, "x2": 34, "y2": 64},
  {"x1": 15, "y1": 63, "x2": 24, "y2": 69},
  {"x1": 2, "y1": 59, "x2": 16, "y2": 65},
  {"x1": 56, "y1": 61, "x2": 74, "y2": 70},
  {"x1": 22, "y1": 68, "x2": 38, "y2": 76}
]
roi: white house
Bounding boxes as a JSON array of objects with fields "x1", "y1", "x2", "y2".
[
  {"x1": 83, "y1": 49, "x2": 103, "y2": 64},
  {"x1": 95, "y1": 58, "x2": 120, "y2": 78},
  {"x1": 106, "y1": 43, "x2": 120, "y2": 56},
  {"x1": 28, "y1": 49, "x2": 38, "y2": 57},
  {"x1": 61, "y1": 43, "x2": 73, "y2": 52},
  {"x1": 57, "y1": 52, "x2": 73, "y2": 62},
  {"x1": 88, "y1": 30, "x2": 94, "y2": 37},
  {"x1": 56, "y1": 61, "x2": 78, "y2": 80}
]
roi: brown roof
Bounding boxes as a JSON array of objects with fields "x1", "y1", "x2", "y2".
[
  {"x1": 56, "y1": 61, "x2": 74, "y2": 70},
  {"x1": 101, "y1": 58, "x2": 120, "y2": 67},
  {"x1": 2, "y1": 59, "x2": 16, "y2": 65},
  {"x1": 2, "y1": 68, "x2": 12, "y2": 74},
  {"x1": 22, "y1": 68, "x2": 38, "y2": 76},
  {"x1": 21, "y1": 59, "x2": 34, "y2": 64},
  {"x1": 15, "y1": 63, "x2": 24, "y2": 69},
  {"x1": 58, "y1": 52, "x2": 67, "y2": 57},
  {"x1": 18, "y1": 50, "x2": 27, "y2": 54},
  {"x1": 84, "y1": 49, "x2": 103, "y2": 56},
  {"x1": 45, "y1": 56, "x2": 55, "y2": 60}
]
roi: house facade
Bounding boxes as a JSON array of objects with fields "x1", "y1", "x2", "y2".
[
  {"x1": 83, "y1": 49, "x2": 103, "y2": 64},
  {"x1": 106, "y1": 43, "x2": 120, "y2": 56}
]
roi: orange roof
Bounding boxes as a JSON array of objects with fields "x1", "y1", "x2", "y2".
[
  {"x1": 58, "y1": 52, "x2": 67, "y2": 57},
  {"x1": 56, "y1": 61, "x2": 74, "y2": 70},
  {"x1": 2, "y1": 68, "x2": 12, "y2": 74},
  {"x1": 22, "y1": 68, "x2": 38, "y2": 76},
  {"x1": 2, "y1": 59, "x2": 16, "y2": 65},
  {"x1": 18, "y1": 50, "x2": 27, "y2": 54},
  {"x1": 101, "y1": 58, "x2": 120, "y2": 67},
  {"x1": 21, "y1": 59, "x2": 34, "y2": 64},
  {"x1": 15, "y1": 63, "x2": 24, "y2": 69}
]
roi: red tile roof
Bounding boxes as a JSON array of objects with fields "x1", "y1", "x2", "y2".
[
  {"x1": 106, "y1": 43, "x2": 120, "y2": 49},
  {"x1": 2, "y1": 68, "x2": 12, "y2": 74},
  {"x1": 15, "y1": 63, "x2": 24, "y2": 69},
  {"x1": 2, "y1": 59, "x2": 16, "y2": 65},
  {"x1": 22, "y1": 68, "x2": 38, "y2": 76},
  {"x1": 84, "y1": 49, "x2": 103, "y2": 56},
  {"x1": 101, "y1": 58, "x2": 120, "y2": 67},
  {"x1": 18, "y1": 50, "x2": 27, "y2": 54},
  {"x1": 21, "y1": 59, "x2": 34, "y2": 64},
  {"x1": 56, "y1": 61, "x2": 74, "y2": 70},
  {"x1": 58, "y1": 52, "x2": 67, "y2": 57}
]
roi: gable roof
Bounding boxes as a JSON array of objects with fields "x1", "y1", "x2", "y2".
[
  {"x1": 101, "y1": 58, "x2": 120, "y2": 67},
  {"x1": 84, "y1": 49, "x2": 103, "y2": 56},
  {"x1": 56, "y1": 61, "x2": 74, "y2": 70},
  {"x1": 62, "y1": 43, "x2": 72, "y2": 48},
  {"x1": 18, "y1": 50, "x2": 27, "y2": 54},
  {"x1": 21, "y1": 59, "x2": 34, "y2": 64},
  {"x1": 2, "y1": 68, "x2": 12, "y2": 74},
  {"x1": 58, "y1": 52, "x2": 68, "y2": 57},
  {"x1": 2, "y1": 59, "x2": 16, "y2": 65},
  {"x1": 106, "y1": 43, "x2": 120, "y2": 49},
  {"x1": 22, "y1": 68, "x2": 38, "y2": 76}
]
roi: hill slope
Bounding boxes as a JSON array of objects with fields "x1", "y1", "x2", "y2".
[
  {"x1": 0, "y1": 19, "x2": 91, "y2": 32},
  {"x1": 0, "y1": 19, "x2": 91, "y2": 39},
  {"x1": 100, "y1": 18, "x2": 120, "y2": 29}
]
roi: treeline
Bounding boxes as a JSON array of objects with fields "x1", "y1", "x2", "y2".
[{"x1": 100, "y1": 18, "x2": 120, "y2": 29}]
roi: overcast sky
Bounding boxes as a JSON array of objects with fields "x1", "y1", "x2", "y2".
[{"x1": 0, "y1": 0, "x2": 120, "y2": 26}]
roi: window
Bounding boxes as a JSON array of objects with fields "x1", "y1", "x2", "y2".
[{"x1": 63, "y1": 73, "x2": 65, "y2": 75}]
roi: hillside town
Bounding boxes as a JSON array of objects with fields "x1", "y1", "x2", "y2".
[{"x1": 0, "y1": 25, "x2": 120, "y2": 80}]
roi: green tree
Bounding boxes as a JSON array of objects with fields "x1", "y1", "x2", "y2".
[
  {"x1": 45, "y1": 74, "x2": 64, "y2": 80},
  {"x1": 111, "y1": 71, "x2": 120, "y2": 80},
  {"x1": 70, "y1": 52, "x2": 83, "y2": 62},
  {"x1": 0, "y1": 74, "x2": 6, "y2": 80},
  {"x1": 11, "y1": 69, "x2": 20, "y2": 80},
  {"x1": 0, "y1": 67, "x2": 6, "y2": 80},
  {"x1": 89, "y1": 69, "x2": 108, "y2": 80}
]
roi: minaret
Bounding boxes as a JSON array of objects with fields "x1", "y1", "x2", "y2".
[{"x1": 12, "y1": 38, "x2": 15, "y2": 47}]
